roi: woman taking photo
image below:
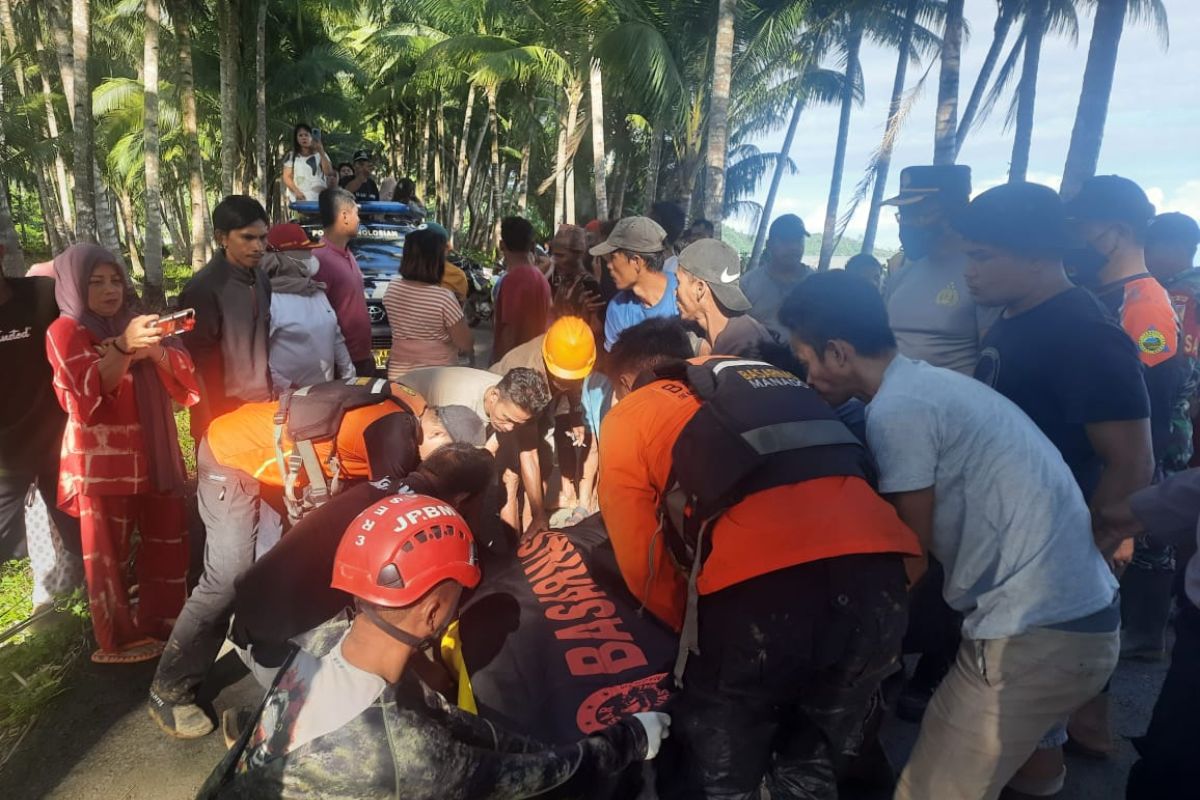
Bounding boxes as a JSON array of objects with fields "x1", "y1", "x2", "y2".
[
  {"x1": 382, "y1": 228, "x2": 473, "y2": 378},
  {"x1": 281, "y1": 123, "x2": 334, "y2": 202},
  {"x1": 46, "y1": 244, "x2": 200, "y2": 664}
]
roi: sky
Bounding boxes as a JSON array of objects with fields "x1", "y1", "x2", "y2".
[{"x1": 734, "y1": 0, "x2": 1200, "y2": 249}]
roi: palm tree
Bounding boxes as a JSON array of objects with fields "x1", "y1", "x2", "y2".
[
  {"x1": 956, "y1": 0, "x2": 1021, "y2": 156},
  {"x1": 72, "y1": 0, "x2": 97, "y2": 241},
  {"x1": 588, "y1": 55, "x2": 608, "y2": 220},
  {"x1": 933, "y1": 0, "x2": 964, "y2": 163},
  {"x1": 702, "y1": 0, "x2": 736, "y2": 234},
  {"x1": 144, "y1": 0, "x2": 164, "y2": 304},
  {"x1": 217, "y1": 0, "x2": 240, "y2": 197},
  {"x1": 1009, "y1": 0, "x2": 1048, "y2": 182},
  {"x1": 1060, "y1": 0, "x2": 1167, "y2": 197},
  {"x1": 863, "y1": 0, "x2": 920, "y2": 253},
  {"x1": 169, "y1": 0, "x2": 211, "y2": 270},
  {"x1": 817, "y1": 18, "x2": 864, "y2": 271},
  {"x1": 255, "y1": 0, "x2": 268, "y2": 199}
]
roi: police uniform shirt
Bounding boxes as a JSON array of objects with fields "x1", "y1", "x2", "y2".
[{"x1": 885, "y1": 250, "x2": 1000, "y2": 375}]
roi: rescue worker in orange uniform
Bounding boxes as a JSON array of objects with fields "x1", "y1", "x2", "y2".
[
  {"x1": 598, "y1": 336, "x2": 920, "y2": 798},
  {"x1": 150, "y1": 379, "x2": 485, "y2": 739}
]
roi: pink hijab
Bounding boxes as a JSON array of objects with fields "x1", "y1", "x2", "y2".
[{"x1": 52, "y1": 244, "x2": 186, "y2": 494}]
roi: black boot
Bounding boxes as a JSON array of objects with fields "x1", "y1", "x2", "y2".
[{"x1": 1119, "y1": 565, "x2": 1175, "y2": 661}]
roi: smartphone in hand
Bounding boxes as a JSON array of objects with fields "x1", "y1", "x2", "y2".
[
  {"x1": 311, "y1": 128, "x2": 322, "y2": 141},
  {"x1": 154, "y1": 308, "x2": 196, "y2": 336}
]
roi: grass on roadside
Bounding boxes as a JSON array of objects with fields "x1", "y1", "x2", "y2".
[{"x1": 0, "y1": 560, "x2": 91, "y2": 766}]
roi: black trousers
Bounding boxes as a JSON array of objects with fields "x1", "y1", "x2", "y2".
[
  {"x1": 0, "y1": 452, "x2": 81, "y2": 563},
  {"x1": 1126, "y1": 600, "x2": 1200, "y2": 799},
  {"x1": 659, "y1": 553, "x2": 909, "y2": 800}
]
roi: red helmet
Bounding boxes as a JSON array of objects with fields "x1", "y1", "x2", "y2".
[{"x1": 331, "y1": 493, "x2": 480, "y2": 607}]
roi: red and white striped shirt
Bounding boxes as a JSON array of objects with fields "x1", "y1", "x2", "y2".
[{"x1": 382, "y1": 280, "x2": 464, "y2": 378}]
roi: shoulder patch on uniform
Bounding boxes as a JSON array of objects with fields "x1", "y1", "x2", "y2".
[{"x1": 1138, "y1": 327, "x2": 1169, "y2": 355}]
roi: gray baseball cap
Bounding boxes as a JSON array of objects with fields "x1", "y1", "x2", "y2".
[
  {"x1": 677, "y1": 239, "x2": 751, "y2": 312},
  {"x1": 588, "y1": 216, "x2": 667, "y2": 256}
]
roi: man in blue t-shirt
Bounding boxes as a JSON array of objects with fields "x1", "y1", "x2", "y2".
[{"x1": 590, "y1": 217, "x2": 678, "y2": 350}]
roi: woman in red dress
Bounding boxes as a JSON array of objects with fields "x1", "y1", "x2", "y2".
[{"x1": 46, "y1": 244, "x2": 200, "y2": 664}]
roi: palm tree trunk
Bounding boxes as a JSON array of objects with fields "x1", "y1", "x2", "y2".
[
  {"x1": 434, "y1": 102, "x2": 446, "y2": 219},
  {"x1": 36, "y1": 170, "x2": 67, "y2": 253},
  {"x1": 255, "y1": 0, "x2": 268, "y2": 201},
  {"x1": 33, "y1": 21, "x2": 74, "y2": 233},
  {"x1": 142, "y1": 0, "x2": 164, "y2": 304},
  {"x1": 117, "y1": 189, "x2": 144, "y2": 278},
  {"x1": 553, "y1": 117, "x2": 567, "y2": 225},
  {"x1": 564, "y1": 83, "x2": 582, "y2": 224},
  {"x1": 643, "y1": 122, "x2": 663, "y2": 213},
  {"x1": 488, "y1": 86, "x2": 503, "y2": 247},
  {"x1": 172, "y1": 0, "x2": 210, "y2": 270},
  {"x1": 818, "y1": 26, "x2": 863, "y2": 272},
  {"x1": 864, "y1": 0, "x2": 919, "y2": 253},
  {"x1": 750, "y1": 98, "x2": 804, "y2": 271},
  {"x1": 48, "y1": 0, "x2": 74, "y2": 126},
  {"x1": 1010, "y1": 0, "x2": 1047, "y2": 183},
  {"x1": 0, "y1": 79, "x2": 22, "y2": 272},
  {"x1": 588, "y1": 58, "x2": 608, "y2": 220},
  {"x1": 71, "y1": 0, "x2": 97, "y2": 242},
  {"x1": 703, "y1": 0, "x2": 736, "y2": 235},
  {"x1": 460, "y1": 99, "x2": 489, "y2": 227},
  {"x1": 956, "y1": 2, "x2": 1017, "y2": 157},
  {"x1": 934, "y1": 0, "x2": 965, "y2": 164},
  {"x1": 516, "y1": 119, "x2": 532, "y2": 216},
  {"x1": 452, "y1": 83, "x2": 477, "y2": 226},
  {"x1": 1061, "y1": 0, "x2": 1128, "y2": 198},
  {"x1": 217, "y1": 0, "x2": 240, "y2": 198},
  {"x1": 94, "y1": 168, "x2": 123, "y2": 256}
]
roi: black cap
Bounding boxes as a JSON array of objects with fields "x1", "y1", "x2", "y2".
[
  {"x1": 882, "y1": 165, "x2": 972, "y2": 208},
  {"x1": 951, "y1": 182, "x2": 1067, "y2": 258},
  {"x1": 768, "y1": 214, "x2": 807, "y2": 241},
  {"x1": 1063, "y1": 175, "x2": 1155, "y2": 229},
  {"x1": 1147, "y1": 212, "x2": 1200, "y2": 248},
  {"x1": 352, "y1": 149, "x2": 372, "y2": 163}
]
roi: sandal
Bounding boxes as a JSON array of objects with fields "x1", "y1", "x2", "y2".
[{"x1": 91, "y1": 638, "x2": 166, "y2": 665}]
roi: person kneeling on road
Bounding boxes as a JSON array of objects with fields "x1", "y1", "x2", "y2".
[
  {"x1": 149, "y1": 380, "x2": 480, "y2": 739},
  {"x1": 198, "y1": 493, "x2": 669, "y2": 799}
]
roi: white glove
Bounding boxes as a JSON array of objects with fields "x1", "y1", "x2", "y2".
[{"x1": 632, "y1": 711, "x2": 671, "y2": 760}]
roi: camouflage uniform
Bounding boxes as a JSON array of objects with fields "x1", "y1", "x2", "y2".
[
  {"x1": 198, "y1": 644, "x2": 649, "y2": 800},
  {"x1": 1161, "y1": 268, "x2": 1200, "y2": 472}
]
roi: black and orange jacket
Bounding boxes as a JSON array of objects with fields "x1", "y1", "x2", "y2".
[
  {"x1": 598, "y1": 373, "x2": 920, "y2": 631},
  {"x1": 206, "y1": 383, "x2": 427, "y2": 487}
]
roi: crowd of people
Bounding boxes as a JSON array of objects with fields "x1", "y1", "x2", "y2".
[{"x1": 1, "y1": 156, "x2": 1199, "y2": 800}]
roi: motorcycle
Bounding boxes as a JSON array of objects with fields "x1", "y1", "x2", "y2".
[{"x1": 459, "y1": 256, "x2": 495, "y2": 328}]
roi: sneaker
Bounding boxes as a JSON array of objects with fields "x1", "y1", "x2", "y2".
[{"x1": 148, "y1": 690, "x2": 215, "y2": 739}]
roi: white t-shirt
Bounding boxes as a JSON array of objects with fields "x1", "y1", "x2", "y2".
[
  {"x1": 866, "y1": 356, "x2": 1119, "y2": 640},
  {"x1": 283, "y1": 152, "x2": 329, "y2": 202}
]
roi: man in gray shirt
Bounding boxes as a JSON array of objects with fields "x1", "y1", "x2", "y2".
[
  {"x1": 742, "y1": 214, "x2": 811, "y2": 339},
  {"x1": 883, "y1": 165, "x2": 999, "y2": 375},
  {"x1": 780, "y1": 272, "x2": 1119, "y2": 800}
]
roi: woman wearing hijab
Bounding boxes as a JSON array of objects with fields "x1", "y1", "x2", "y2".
[
  {"x1": 262, "y1": 223, "x2": 355, "y2": 392},
  {"x1": 45, "y1": 244, "x2": 200, "y2": 664}
]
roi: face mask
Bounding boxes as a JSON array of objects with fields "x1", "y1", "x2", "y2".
[
  {"x1": 898, "y1": 224, "x2": 940, "y2": 261},
  {"x1": 1064, "y1": 246, "x2": 1109, "y2": 287}
]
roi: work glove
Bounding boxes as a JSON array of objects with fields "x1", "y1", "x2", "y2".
[{"x1": 632, "y1": 711, "x2": 672, "y2": 760}]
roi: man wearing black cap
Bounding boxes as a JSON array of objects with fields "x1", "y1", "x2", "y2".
[
  {"x1": 674, "y1": 239, "x2": 777, "y2": 357},
  {"x1": 883, "y1": 165, "x2": 997, "y2": 375},
  {"x1": 742, "y1": 214, "x2": 811, "y2": 338},
  {"x1": 1065, "y1": 175, "x2": 1189, "y2": 662},
  {"x1": 1146, "y1": 212, "x2": 1200, "y2": 471},
  {"x1": 340, "y1": 150, "x2": 380, "y2": 202},
  {"x1": 956, "y1": 183, "x2": 1155, "y2": 790}
]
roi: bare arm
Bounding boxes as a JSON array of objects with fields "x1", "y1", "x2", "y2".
[
  {"x1": 885, "y1": 487, "x2": 935, "y2": 588},
  {"x1": 448, "y1": 318, "x2": 474, "y2": 355},
  {"x1": 577, "y1": 440, "x2": 600, "y2": 511},
  {"x1": 1086, "y1": 418, "x2": 1155, "y2": 569},
  {"x1": 281, "y1": 161, "x2": 304, "y2": 200},
  {"x1": 518, "y1": 444, "x2": 547, "y2": 538}
]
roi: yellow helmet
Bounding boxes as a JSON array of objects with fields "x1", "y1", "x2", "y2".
[{"x1": 542, "y1": 316, "x2": 597, "y2": 380}]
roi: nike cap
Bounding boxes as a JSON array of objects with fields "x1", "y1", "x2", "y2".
[
  {"x1": 588, "y1": 216, "x2": 667, "y2": 256},
  {"x1": 678, "y1": 238, "x2": 751, "y2": 312}
]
